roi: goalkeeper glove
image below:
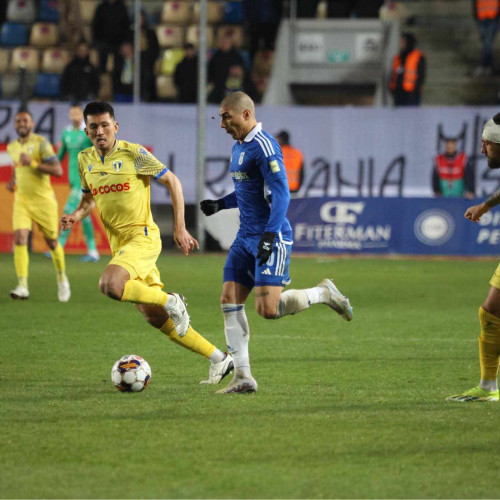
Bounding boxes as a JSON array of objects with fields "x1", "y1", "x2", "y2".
[
  {"x1": 200, "y1": 199, "x2": 224, "y2": 216},
  {"x1": 257, "y1": 232, "x2": 276, "y2": 266}
]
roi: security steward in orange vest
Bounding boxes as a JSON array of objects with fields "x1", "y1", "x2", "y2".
[
  {"x1": 473, "y1": 0, "x2": 500, "y2": 74},
  {"x1": 389, "y1": 33, "x2": 426, "y2": 106},
  {"x1": 276, "y1": 130, "x2": 304, "y2": 194}
]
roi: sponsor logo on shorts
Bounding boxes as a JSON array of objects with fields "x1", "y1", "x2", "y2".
[{"x1": 89, "y1": 182, "x2": 130, "y2": 196}]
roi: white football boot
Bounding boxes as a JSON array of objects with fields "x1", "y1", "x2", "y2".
[
  {"x1": 318, "y1": 278, "x2": 353, "y2": 321},
  {"x1": 10, "y1": 284, "x2": 29, "y2": 300},
  {"x1": 200, "y1": 353, "x2": 234, "y2": 384},
  {"x1": 216, "y1": 374, "x2": 258, "y2": 394},
  {"x1": 164, "y1": 293, "x2": 190, "y2": 337},
  {"x1": 58, "y1": 280, "x2": 71, "y2": 302}
]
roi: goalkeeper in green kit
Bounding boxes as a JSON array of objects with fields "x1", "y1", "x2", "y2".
[{"x1": 58, "y1": 103, "x2": 100, "y2": 262}]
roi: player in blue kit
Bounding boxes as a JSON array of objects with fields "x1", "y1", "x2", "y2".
[{"x1": 200, "y1": 91, "x2": 353, "y2": 394}]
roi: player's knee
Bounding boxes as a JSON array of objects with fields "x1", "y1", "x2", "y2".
[
  {"x1": 256, "y1": 302, "x2": 278, "y2": 320},
  {"x1": 98, "y1": 276, "x2": 124, "y2": 300}
]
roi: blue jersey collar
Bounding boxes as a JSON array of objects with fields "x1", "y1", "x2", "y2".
[{"x1": 244, "y1": 122, "x2": 262, "y2": 142}]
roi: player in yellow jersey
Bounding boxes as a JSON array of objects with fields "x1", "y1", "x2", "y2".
[
  {"x1": 6, "y1": 109, "x2": 71, "y2": 302},
  {"x1": 60, "y1": 101, "x2": 233, "y2": 384}
]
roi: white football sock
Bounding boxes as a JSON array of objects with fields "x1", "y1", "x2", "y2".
[
  {"x1": 480, "y1": 379, "x2": 498, "y2": 391},
  {"x1": 222, "y1": 303, "x2": 251, "y2": 378},
  {"x1": 209, "y1": 349, "x2": 225, "y2": 364},
  {"x1": 276, "y1": 289, "x2": 315, "y2": 318}
]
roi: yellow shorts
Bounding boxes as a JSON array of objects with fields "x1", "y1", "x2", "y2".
[
  {"x1": 110, "y1": 232, "x2": 164, "y2": 288},
  {"x1": 490, "y1": 263, "x2": 500, "y2": 290},
  {"x1": 13, "y1": 194, "x2": 59, "y2": 240}
]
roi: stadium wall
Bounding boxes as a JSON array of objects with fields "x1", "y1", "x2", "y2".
[{"x1": 0, "y1": 102, "x2": 498, "y2": 255}]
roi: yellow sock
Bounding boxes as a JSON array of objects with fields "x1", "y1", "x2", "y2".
[
  {"x1": 121, "y1": 280, "x2": 168, "y2": 306},
  {"x1": 14, "y1": 245, "x2": 28, "y2": 286},
  {"x1": 478, "y1": 306, "x2": 500, "y2": 381},
  {"x1": 160, "y1": 319, "x2": 216, "y2": 359},
  {"x1": 50, "y1": 243, "x2": 67, "y2": 282}
]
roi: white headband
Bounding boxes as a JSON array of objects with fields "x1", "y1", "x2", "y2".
[{"x1": 483, "y1": 118, "x2": 500, "y2": 143}]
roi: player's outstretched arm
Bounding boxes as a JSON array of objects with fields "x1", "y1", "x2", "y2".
[
  {"x1": 157, "y1": 170, "x2": 199, "y2": 255},
  {"x1": 465, "y1": 188, "x2": 500, "y2": 222},
  {"x1": 61, "y1": 191, "x2": 95, "y2": 231}
]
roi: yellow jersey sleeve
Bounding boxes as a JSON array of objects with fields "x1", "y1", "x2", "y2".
[
  {"x1": 133, "y1": 144, "x2": 168, "y2": 178},
  {"x1": 39, "y1": 138, "x2": 57, "y2": 162},
  {"x1": 77, "y1": 150, "x2": 90, "y2": 192}
]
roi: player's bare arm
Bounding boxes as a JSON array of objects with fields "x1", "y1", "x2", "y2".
[
  {"x1": 61, "y1": 191, "x2": 95, "y2": 231},
  {"x1": 6, "y1": 168, "x2": 16, "y2": 192},
  {"x1": 157, "y1": 170, "x2": 199, "y2": 255},
  {"x1": 465, "y1": 188, "x2": 500, "y2": 222},
  {"x1": 20, "y1": 153, "x2": 63, "y2": 178}
]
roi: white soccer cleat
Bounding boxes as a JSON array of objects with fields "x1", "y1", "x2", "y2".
[
  {"x1": 57, "y1": 280, "x2": 71, "y2": 302},
  {"x1": 216, "y1": 374, "x2": 258, "y2": 394},
  {"x1": 318, "y1": 278, "x2": 353, "y2": 321},
  {"x1": 200, "y1": 353, "x2": 234, "y2": 384},
  {"x1": 10, "y1": 284, "x2": 29, "y2": 300},
  {"x1": 164, "y1": 293, "x2": 190, "y2": 337}
]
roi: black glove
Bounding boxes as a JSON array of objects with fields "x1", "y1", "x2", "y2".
[
  {"x1": 257, "y1": 232, "x2": 276, "y2": 266},
  {"x1": 200, "y1": 199, "x2": 224, "y2": 216}
]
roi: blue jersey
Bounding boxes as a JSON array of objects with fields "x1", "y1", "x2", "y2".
[{"x1": 223, "y1": 123, "x2": 293, "y2": 240}]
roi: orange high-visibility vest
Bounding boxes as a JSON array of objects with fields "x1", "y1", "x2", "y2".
[
  {"x1": 435, "y1": 152, "x2": 467, "y2": 181},
  {"x1": 281, "y1": 144, "x2": 303, "y2": 192},
  {"x1": 390, "y1": 49, "x2": 424, "y2": 93},
  {"x1": 476, "y1": 0, "x2": 500, "y2": 20}
]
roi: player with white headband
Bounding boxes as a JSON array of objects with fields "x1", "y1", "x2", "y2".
[{"x1": 447, "y1": 112, "x2": 500, "y2": 402}]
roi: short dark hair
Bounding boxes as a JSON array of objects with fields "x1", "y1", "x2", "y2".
[
  {"x1": 493, "y1": 113, "x2": 500, "y2": 125},
  {"x1": 16, "y1": 108, "x2": 32, "y2": 118},
  {"x1": 276, "y1": 130, "x2": 290, "y2": 145},
  {"x1": 83, "y1": 101, "x2": 115, "y2": 123}
]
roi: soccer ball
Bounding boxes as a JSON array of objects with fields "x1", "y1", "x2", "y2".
[{"x1": 111, "y1": 354, "x2": 152, "y2": 392}]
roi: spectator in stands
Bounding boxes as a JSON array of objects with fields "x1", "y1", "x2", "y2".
[
  {"x1": 472, "y1": 0, "x2": 500, "y2": 76},
  {"x1": 59, "y1": 0, "x2": 83, "y2": 48},
  {"x1": 174, "y1": 42, "x2": 199, "y2": 103},
  {"x1": 432, "y1": 138, "x2": 475, "y2": 199},
  {"x1": 208, "y1": 63, "x2": 258, "y2": 103},
  {"x1": 389, "y1": 33, "x2": 426, "y2": 106},
  {"x1": 112, "y1": 41, "x2": 134, "y2": 102},
  {"x1": 92, "y1": 0, "x2": 131, "y2": 74},
  {"x1": 242, "y1": 0, "x2": 282, "y2": 65},
  {"x1": 136, "y1": 10, "x2": 160, "y2": 102},
  {"x1": 276, "y1": 130, "x2": 304, "y2": 195},
  {"x1": 60, "y1": 41, "x2": 100, "y2": 101},
  {"x1": 207, "y1": 37, "x2": 245, "y2": 104}
]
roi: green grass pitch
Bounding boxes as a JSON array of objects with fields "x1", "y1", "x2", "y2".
[{"x1": 1, "y1": 252, "x2": 499, "y2": 499}]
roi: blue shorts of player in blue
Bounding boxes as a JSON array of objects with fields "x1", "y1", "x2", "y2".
[{"x1": 223, "y1": 235, "x2": 292, "y2": 289}]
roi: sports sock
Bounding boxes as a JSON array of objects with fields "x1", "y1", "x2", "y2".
[
  {"x1": 49, "y1": 243, "x2": 68, "y2": 283},
  {"x1": 222, "y1": 304, "x2": 251, "y2": 378},
  {"x1": 14, "y1": 245, "x2": 28, "y2": 286},
  {"x1": 58, "y1": 225, "x2": 70, "y2": 248},
  {"x1": 160, "y1": 318, "x2": 217, "y2": 359},
  {"x1": 121, "y1": 280, "x2": 168, "y2": 306},
  {"x1": 478, "y1": 306, "x2": 500, "y2": 389},
  {"x1": 82, "y1": 215, "x2": 98, "y2": 253},
  {"x1": 276, "y1": 289, "x2": 311, "y2": 318}
]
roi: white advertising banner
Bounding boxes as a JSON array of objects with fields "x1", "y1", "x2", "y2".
[{"x1": 0, "y1": 102, "x2": 498, "y2": 204}]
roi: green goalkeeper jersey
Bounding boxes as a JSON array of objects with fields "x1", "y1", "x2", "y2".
[{"x1": 58, "y1": 126, "x2": 93, "y2": 188}]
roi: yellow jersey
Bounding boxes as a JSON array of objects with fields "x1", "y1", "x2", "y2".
[
  {"x1": 78, "y1": 139, "x2": 168, "y2": 251},
  {"x1": 7, "y1": 133, "x2": 57, "y2": 200}
]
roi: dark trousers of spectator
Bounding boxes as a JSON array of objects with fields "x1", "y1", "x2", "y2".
[
  {"x1": 246, "y1": 23, "x2": 279, "y2": 64},
  {"x1": 393, "y1": 90, "x2": 421, "y2": 106},
  {"x1": 96, "y1": 42, "x2": 121, "y2": 73},
  {"x1": 296, "y1": 0, "x2": 321, "y2": 17},
  {"x1": 477, "y1": 19, "x2": 500, "y2": 68}
]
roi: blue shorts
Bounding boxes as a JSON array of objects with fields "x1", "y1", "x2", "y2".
[{"x1": 223, "y1": 234, "x2": 292, "y2": 289}]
